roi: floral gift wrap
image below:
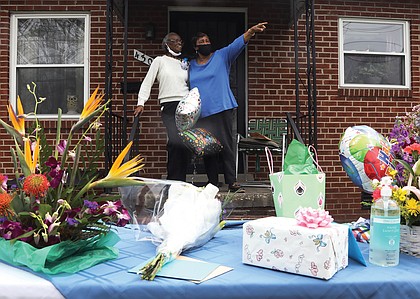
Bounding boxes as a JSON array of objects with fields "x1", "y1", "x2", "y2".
[{"x1": 242, "y1": 216, "x2": 349, "y2": 280}]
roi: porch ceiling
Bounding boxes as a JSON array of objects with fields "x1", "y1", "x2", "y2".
[{"x1": 112, "y1": 0, "x2": 306, "y2": 28}]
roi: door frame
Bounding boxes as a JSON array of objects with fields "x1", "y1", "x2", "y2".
[{"x1": 168, "y1": 6, "x2": 248, "y2": 174}]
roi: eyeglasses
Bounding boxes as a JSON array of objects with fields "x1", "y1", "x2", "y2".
[{"x1": 167, "y1": 39, "x2": 183, "y2": 44}]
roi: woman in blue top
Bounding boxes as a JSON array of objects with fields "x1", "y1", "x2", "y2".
[{"x1": 190, "y1": 22, "x2": 267, "y2": 192}]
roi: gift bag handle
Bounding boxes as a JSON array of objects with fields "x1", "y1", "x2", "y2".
[
  {"x1": 266, "y1": 144, "x2": 323, "y2": 174},
  {"x1": 265, "y1": 146, "x2": 274, "y2": 174},
  {"x1": 308, "y1": 144, "x2": 324, "y2": 173}
]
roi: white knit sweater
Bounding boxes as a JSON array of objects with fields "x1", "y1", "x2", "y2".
[{"x1": 137, "y1": 55, "x2": 189, "y2": 106}]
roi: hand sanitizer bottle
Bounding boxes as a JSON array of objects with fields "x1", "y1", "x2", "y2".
[{"x1": 369, "y1": 176, "x2": 400, "y2": 266}]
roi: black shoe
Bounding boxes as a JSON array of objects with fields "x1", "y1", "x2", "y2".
[{"x1": 228, "y1": 182, "x2": 245, "y2": 193}]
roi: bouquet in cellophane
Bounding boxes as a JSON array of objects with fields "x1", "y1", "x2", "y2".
[{"x1": 133, "y1": 181, "x2": 224, "y2": 280}]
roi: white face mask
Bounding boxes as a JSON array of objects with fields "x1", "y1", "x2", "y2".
[{"x1": 166, "y1": 44, "x2": 181, "y2": 57}]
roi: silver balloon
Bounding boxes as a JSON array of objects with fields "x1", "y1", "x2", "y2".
[{"x1": 175, "y1": 87, "x2": 201, "y2": 131}]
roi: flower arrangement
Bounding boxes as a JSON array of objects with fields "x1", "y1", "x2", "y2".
[
  {"x1": 0, "y1": 83, "x2": 145, "y2": 250},
  {"x1": 371, "y1": 105, "x2": 420, "y2": 226}
]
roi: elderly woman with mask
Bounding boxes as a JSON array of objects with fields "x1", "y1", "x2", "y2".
[
  {"x1": 189, "y1": 22, "x2": 267, "y2": 192},
  {"x1": 135, "y1": 32, "x2": 190, "y2": 182}
]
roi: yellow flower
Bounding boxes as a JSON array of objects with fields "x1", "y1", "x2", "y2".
[
  {"x1": 89, "y1": 141, "x2": 144, "y2": 189},
  {"x1": 393, "y1": 187, "x2": 408, "y2": 203},
  {"x1": 80, "y1": 86, "x2": 104, "y2": 119},
  {"x1": 389, "y1": 169, "x2": 398, "y2": 177},
  {"x1": 25, "y1": 139, "x2": 39, "y2": 173},
  {"x1": 108, "y1": 141, "x2": 144, "y2": 178},
  {"x1": 405, "y1": 198, "x2": 420, "y2": 216},
  {"x1": 7, "y1": 96, "x2": 25, "y2": 135}
]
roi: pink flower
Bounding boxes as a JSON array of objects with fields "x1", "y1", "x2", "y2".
[
  {"x1": 101, "y1": 201, "x2": 119, "y2": 215},
  {"x1": 372, "y1": 188, "x2": 381, "y2": 201},
  {"x1": 30, "y1": 141, "x2": 37, "y2": 152},
  {"x1": 116, "y1": 209, "x2": 131, "y2": 227},
  {"x1": 68, "y1": 150, "x2": 76, "y2": 160},
  {"x1": 0, "y1": 174, "x2": 8, "y2": 191},
  {"x1": 57, "y1": 140, "x2": 67, "y2": 155},
  {"x1": 403, "y1": 143, "x2": 420, "y2": 154}
]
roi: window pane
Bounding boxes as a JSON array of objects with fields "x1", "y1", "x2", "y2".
[
  {"x1": 17, "y1": 18, "x2": 85, "y2": 65},
  {"x1": 344, "y1": 54, "x2": 404, "y2": 85},
  {"x1": 17, "y1": 67, "x2": 84, "y2": 115},
  {"x1": 343, "y1": 21, "x2": 404, "y2": 53}
]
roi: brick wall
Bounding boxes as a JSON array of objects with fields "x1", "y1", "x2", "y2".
[
  {"x1": 1, "y1": 0, "x2": 420, "y2": 222},
  {"x1": 314, "y1": 0, "x2": 420, "y2": 222}
]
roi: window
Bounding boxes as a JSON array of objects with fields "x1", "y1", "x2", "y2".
[
  {"x1": 339, "y1": 18, "x2": 410, "y2": 88},
  {"x1": 10, "y1": 13, "x2": 90, "y2": 118}
]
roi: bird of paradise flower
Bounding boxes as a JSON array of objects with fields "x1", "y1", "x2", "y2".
[{"x1": 1, "y1": 83, "x2": 147, "y2": 207}]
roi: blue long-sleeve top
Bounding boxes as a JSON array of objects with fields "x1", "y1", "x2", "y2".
[{"x1": 189, "y1": 35, "x2": 247, "y2": 118}]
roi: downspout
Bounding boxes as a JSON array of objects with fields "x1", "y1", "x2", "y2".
[
  {"x1": 293, "y1": 0, "x2": 300, "y2": 131},
  {"x1": 122, "y1": 0, "x2": 128, "y2": 147},
  {"x1": 105, "y1": 0, "x2": 114, "y2": 174}
]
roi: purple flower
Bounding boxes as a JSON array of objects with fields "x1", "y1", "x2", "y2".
[
  {"x1": 46, "y1": 156, "x2": 64, "y2": 188},
  {"x1": 46, "y1": 156, "x2": 60, "y2": 169},
  {"x1": 0, "y1": 220, "x2": 32, "y2": 241},
  {"x1": 57, "y1": 140, "x2": 67, "y2": 155},
  {"x1": 84, "y1": 200, "x2": 99, "y2": 210},
  {"x1": 66, "y1": 217, "x2": 79, "y2": 226},
  {"x1": 49, "y1": 169, "x2": 64, "y2": 188},
  {"x1": 116, "y1": 209, "x2": 131, "y2": 227}
]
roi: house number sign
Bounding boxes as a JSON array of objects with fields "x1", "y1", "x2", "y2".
[{"x1": 134, "y1": 49, "x2": 153, "y2": 66}]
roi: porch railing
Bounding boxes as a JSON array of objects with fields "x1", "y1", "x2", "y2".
[
  {"x1": 107, "y1": 112, "x2": 141, "y2": 165},
  {"x1": 286, "y1": 112, "x2": 308, "y2": 146}
]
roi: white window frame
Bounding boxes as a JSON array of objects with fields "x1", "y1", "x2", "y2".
[
  {"x1": 9, "y1": 12, "x2": 90, "y2": 119},
  {"x1": 338, "y1": 18, "x2": 410, "y2": 89}
]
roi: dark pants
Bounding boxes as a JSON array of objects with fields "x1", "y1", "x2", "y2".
[
  {"x1": 196, "y1": 109, "x2": 237, "y2": 186},
  {"x1": 161, "y1": 102, "x2": 190, "y2": 181}
]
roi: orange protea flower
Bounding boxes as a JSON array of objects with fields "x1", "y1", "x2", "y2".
[
  {"x1": 23, "y1": 174, "x2": 50, "y2": 197},
  {"x1": 0, "y1": 192, "x2": 13, "y2": 216}
]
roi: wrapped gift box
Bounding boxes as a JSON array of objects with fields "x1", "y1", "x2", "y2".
[{"x1": 242, "y1": 217, "x2": 348, "y2": 280}]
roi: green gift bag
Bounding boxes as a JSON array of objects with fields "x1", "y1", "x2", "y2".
[{"x1": 266, "y1": 140, "x2": 325, "y2": 218}]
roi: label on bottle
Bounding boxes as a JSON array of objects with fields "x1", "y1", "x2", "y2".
[
  {"x1": 372, "y1": 217, "x2": 400, "y2": 225},
  {"x1": 370, "y1": 215, "x2": 400, "y2": 266}
]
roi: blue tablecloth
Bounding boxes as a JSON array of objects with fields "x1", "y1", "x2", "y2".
[{"x1": 20, "y1": 222, "x2": 420, "y2": 298}]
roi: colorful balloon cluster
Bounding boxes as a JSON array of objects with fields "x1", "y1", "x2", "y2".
[{"x1": 339, "y1": 125, "x2": 394, "y2": 193}]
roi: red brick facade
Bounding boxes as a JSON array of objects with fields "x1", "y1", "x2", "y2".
[{"x1": 1, "y1": 0, "x2": 420, "y2": 222}]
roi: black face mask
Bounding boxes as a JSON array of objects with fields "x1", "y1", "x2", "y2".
[{"x1": 197, "y1": 44, "x2": 212, "y2": 56}]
